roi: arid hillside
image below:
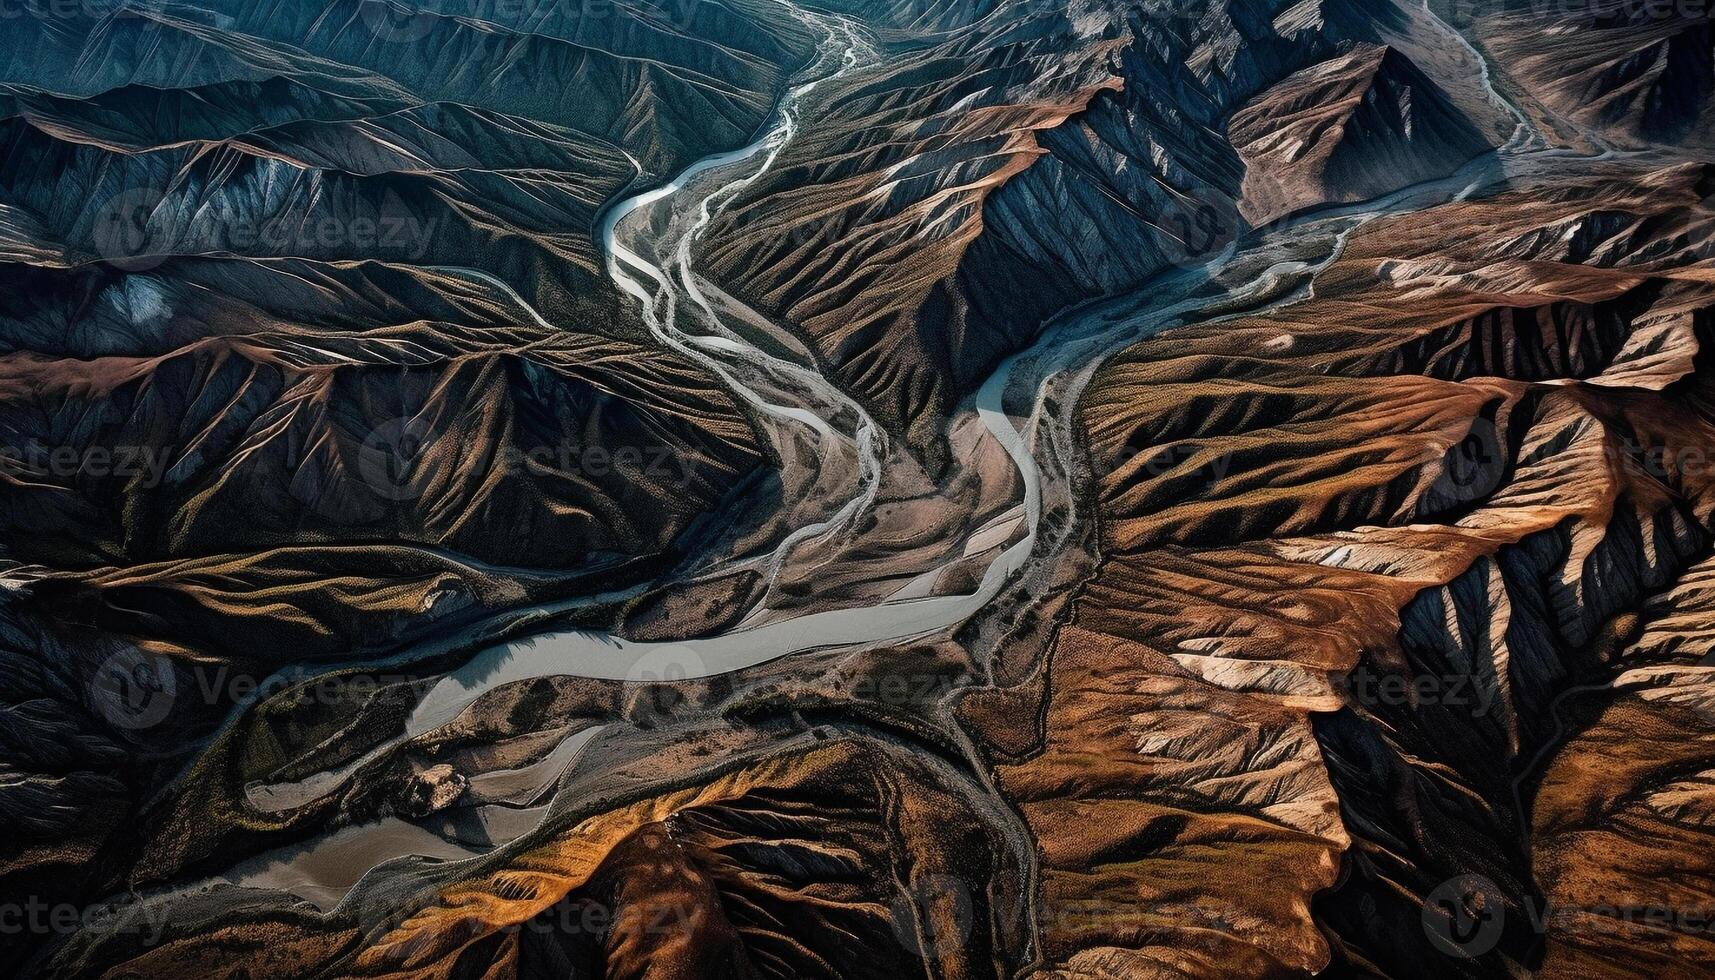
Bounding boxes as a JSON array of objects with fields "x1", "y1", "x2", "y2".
[{"x1": 5, "y1": 1, "x2": 1715, "y2": 978}]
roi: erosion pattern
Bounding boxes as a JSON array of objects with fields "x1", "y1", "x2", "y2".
[{"x1": 4, "y1": 0, "x2": 1715, "y2": 978}]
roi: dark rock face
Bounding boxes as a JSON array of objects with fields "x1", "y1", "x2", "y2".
[
  {"x1": 705, "y1": 0, "x2": 1513, "y2": 460},
  {"x1": 5, "y1": 1, "x2": 1715, "y2": 979},
  {"x1": 1230, "y1": 43, "x2": 1497, "y2": 223},
  {"x1": 0, "y1": 0, "x2": 804, "y2": 953},
  {"x1": 1468, "y1": 0, "x2": 1715, "y2": 150}
]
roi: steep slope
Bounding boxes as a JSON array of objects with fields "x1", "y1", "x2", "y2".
[
  {"x1": 0, "y1": 0, "x2": 818, "y2": 940},
  {"x1": 1035, "y1": 159, "x2": 1715, "y2": 976},
  {"x1": 702, "y1": 0, "x2": 1507, "y2": 459},
  {"x1": 10, "y1": 2, "x2": 1715, "y2": 978},
  {"x1": 1230, "y1": 43, "x2": 1497, "y2": 224},
  {"x1": 1466, "y1": 0, "x2": 1715, "y2": 151}
]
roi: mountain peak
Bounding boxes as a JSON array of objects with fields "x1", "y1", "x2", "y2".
[{"x1": 1230, "y1": 41, "x2": 1496, "y2": 224}]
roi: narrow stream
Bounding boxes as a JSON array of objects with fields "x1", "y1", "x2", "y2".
[
  {"x1": 386, "y1": 6, "x2": 1055, "y2": 736},
  {"x1": 214, "y1": 3, "x2": 1051, "y2": 910},
  {"x1": 78, "y1": 0, "x2": 1620, "y2": 943}
]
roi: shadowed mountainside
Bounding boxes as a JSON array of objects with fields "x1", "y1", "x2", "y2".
[
  {"x1": 702, "y1": 0, "x2": 1511, "y2": 457},
  {"x1": 7, "y1": 1, "x2": 1715, "y2": 978},
  {"x1": 0, "y1": 0, "x2": 816, "y2": 936}
]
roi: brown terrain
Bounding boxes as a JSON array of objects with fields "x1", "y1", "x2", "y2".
[{"x1": 4, "y1": 0, "x2": 1715, "y2": 978}]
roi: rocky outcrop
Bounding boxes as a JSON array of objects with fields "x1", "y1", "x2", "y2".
[
  {"x1": 1045, "y1": 159, "x2": 1715, "y2": 976},
  {"x1": 1230, "y1": 44, "x2": 1497, "y2": 224},
  {"x1": 704, "y1": 0, "x2": 1513, "y2": 460},
  {"x1": 9, "y1": 2, "x2": 1715, "y2": 978},
  {"x1": 0, "y1": 0, "x2": 806, "y2": 938},
  {"x1": 1471, "y1": 0, "x2": 1715, "y2": 151}
]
